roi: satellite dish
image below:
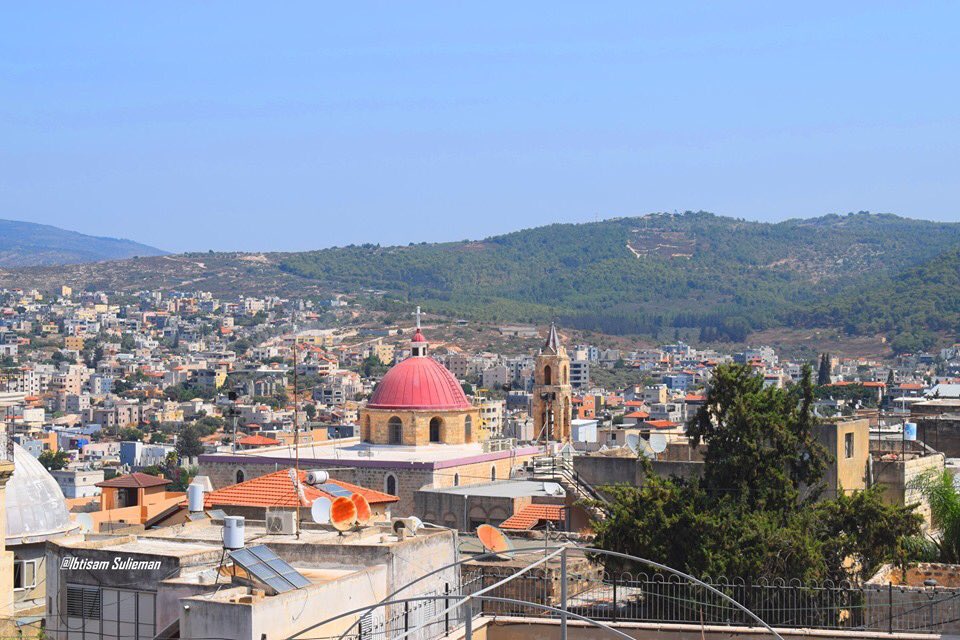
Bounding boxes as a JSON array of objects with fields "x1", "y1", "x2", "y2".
[
  {"x1": 625, "y1": 433, "x2": 640, "y2": 454},
  {"x1": 310, "y1": 497, "x2": 332, "y2": 525},
  {"x1": 477, "y1": 524, "x2": 512, "y2": 555},
  {"x1": 75, "y1": 513, "x2": 95, "y2": 533},
  {"x1": 350, "y1": 493, "x2": 372, "y2": 526},
  {"x1": 330, "y1": 496, "x2": 357, "y2": 532},
  {"x1": 649, "y1": 433, "x2": 668, "y2": 454},
  {"x1": 542, "y1": 482, "x2": 564, "y2": 496}
]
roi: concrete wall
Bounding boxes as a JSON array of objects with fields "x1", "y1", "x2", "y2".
[
  {"x1": 180, "y1": 566, "x2": 386, "y2": 640},
  {"x1": 482, "y1": 618, "x2": 938, "y2": 640},
  {"x1": 872, "y1": 452, "x2": 944, "y2": 527}
]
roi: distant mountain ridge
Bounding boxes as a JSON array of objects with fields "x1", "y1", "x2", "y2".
[{"x1": 0, "y1": 219, "x2": 165, "y2": 266}]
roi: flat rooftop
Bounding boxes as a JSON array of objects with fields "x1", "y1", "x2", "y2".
[
  {"x1": 421, "y1": 480, "x2": 565, "y2": 498},
  {"x1": 61, "y1": 536, "x2": 222, "y2": 559},
  {"x1": 202, "y1": 438, "x2": 543, "y2": 468},
  {"x1": 141, "y1": 518, "x2": 451, "y2": 548}
]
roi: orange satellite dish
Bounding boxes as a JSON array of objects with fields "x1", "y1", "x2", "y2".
[
  {"x1": 330, "y1": 496, "x2": 357, "y2": 532},
  {"x1": 351, "y1": 493, "x2": 372, "y2": 526},
  {"x1": 476, "y1": 524, "x2": 512, "y2": 555}
]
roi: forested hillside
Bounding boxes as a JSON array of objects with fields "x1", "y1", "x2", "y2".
[{"x1": 279, "y1": 212, "x2": 960, "y2": 351}]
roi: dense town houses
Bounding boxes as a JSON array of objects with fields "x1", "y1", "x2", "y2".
[{"x1": 0, "y1": 285, "x2": 959, "y2": 637}]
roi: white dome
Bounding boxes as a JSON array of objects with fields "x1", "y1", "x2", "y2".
[{"x1": 6, "y1": 444, "x2": 77, "y2": 544}]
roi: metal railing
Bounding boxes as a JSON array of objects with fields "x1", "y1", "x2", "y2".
[
  {"x1": 461, "y1": 562, "x2": 960, "y2": 634},
  {"x1": 294, "y1": 544, "x2": 960, "y2": 640}
]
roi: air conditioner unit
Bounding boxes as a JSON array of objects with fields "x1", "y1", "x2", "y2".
[{"x1": 265, "y1": 510, "x2": 296, "y2": 535}]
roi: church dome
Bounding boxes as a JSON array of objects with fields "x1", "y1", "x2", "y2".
[
  {"x1": 6, "y1": 444, "x2": 77, "y2": 544},
  {"x1": 368, "y1": 356, "x2": 472, "y2": 411}
]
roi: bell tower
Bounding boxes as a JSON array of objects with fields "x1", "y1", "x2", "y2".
[{"x1": 532, "y1": 323, "x2": 572, "y2": 442}]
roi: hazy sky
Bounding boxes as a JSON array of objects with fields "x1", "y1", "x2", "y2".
[{"x1": 2, "y1": 3, "x2": 958, "y2": 252}]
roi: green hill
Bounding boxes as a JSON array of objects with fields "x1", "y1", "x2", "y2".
[{"x1": 279, "y1": 211, "x2": 960, "y2": 351}]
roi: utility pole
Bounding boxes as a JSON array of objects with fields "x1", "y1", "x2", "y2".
[{"x1": 293, "y1": 329, "x2": 301, "y2": 538}]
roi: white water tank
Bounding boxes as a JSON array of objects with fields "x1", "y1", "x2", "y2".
[
  {"x1": 305, "y1": 470, "x2": 329, "y2": 485},
  {"x1": 223, "y1": 516, "x2": 245, "y2": 549},
  {"x1": 187, "y1": 484, "x2": 205, "y2": 512}
]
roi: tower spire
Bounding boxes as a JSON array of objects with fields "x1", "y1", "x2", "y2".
[{"x1": 544, "y1": 322, "x2": 561, "y2": 353}]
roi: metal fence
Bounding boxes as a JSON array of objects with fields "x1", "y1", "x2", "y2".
[
  {"x1": 460, "y1": 565, "x2": 960, "y2": 634},
  {"x1": 356, "y1": 574, "x2": 484, "y2": 640}
]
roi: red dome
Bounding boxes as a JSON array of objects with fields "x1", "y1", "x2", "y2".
[
  {"x1": 411, "y1": 328, "x2": 426, "y2": 343},
  {"x1": 368, "y1": 357, "x2": 471, "y2": 411}
]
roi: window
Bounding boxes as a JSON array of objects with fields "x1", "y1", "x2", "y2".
[
  {"x1": 543, "y1": 365, "x2": 552, "y2": 385},
  {"x1": 429, "y1": 417, "x2": 442, "y2": 443},
  {"x1": 13, "y1": 558, "x2": 37, "y2": 590},
  {"x1": 844, "y1": 432, "x2": 855, "y2": 459},
  {"x1": 453, "y1": 473, "x2": 460, "y2": 487},
  {"x1": 490, "y1": 466, "x2": 497, "y2": 481},
  {"x1": 464, "y1": 415, "x2": 472, "y2": 441},
  {"x1": 385, "y1": 474, "x2": 397, "y2": 495},
  {"x1": 235, "y1": 469, "x2": 245, "y2": 484},
  {"x1": 388, "y1": 416, "x2": 403, "y2": 444},
  {"x1": 66, "y1": 585, "x2": 102, "y2": 619}
]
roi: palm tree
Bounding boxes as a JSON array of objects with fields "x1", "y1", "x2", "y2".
[{"x1": 914, "y1": 470, "x2": 960, "y2": 563}]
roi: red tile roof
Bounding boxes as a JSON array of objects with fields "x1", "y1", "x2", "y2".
[
  {"x1": 644, "y1": 419, "x2": 680, "y2": 429},
  {"x1": 501, "y1": 504, "x2": 565, "y2": 531},
  {"x1": 238, "y1": 434, "x2": 280, "y2": 446},
  {"x1": 624, "y1": 411, "x2": 650, "y2": 419},
  {"x1": 204, "y1": 469, "x2": 399, "y2": 508},
  {"x1": 96, "y1": 472, "x2": 170, "y2": 489}
]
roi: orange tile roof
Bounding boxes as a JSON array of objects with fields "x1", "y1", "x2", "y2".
[
  {"x1": 684, "y1": 394, "x2": 706, "y2": 402},
  {"x1": 237, "y1": 434, "x2": 280, "y2": 446},
  {"x1": 204, "y1": 469, "x2": 399, "y2": 508},
  {"x1": 96, "y1": 472, "x2": 170, "y2": 489},
  {"x1": 624, "y1": 411, "x2": 650, "y2": 419},
  {"x1": 644, "y1": 419, "x2": 679, "y2": 429},
  {"x1": 501, "y1": 504, "x2": 565, "y2": 531}
]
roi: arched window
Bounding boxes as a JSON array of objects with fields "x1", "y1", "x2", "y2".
[
  {"x1": 464, "y1": 415, "x2": 473, "y2": 441},
  {"x1": 491, "y1": 466, "x2": 497, "y2": 481},
  {"x1": 385, "y1": 473, "x2": 397, "y2": 495},
  {"x1": 429, "y1": 417, "x2": 442, "y2": 443},
  {"x1": 453, "y1": 473, "x2": 460, "y2": 487},
  {"x1": 562, "y1": 365, "x2": 568, "y2": 384},
  {"x1": 543, "y1": 365, "x2": 553, "y2": 385},
  {"x1": 388, "y1": 416, "x2": 403, "y2": 444},
  {"x1": 235, "y1": 469, "x2": 245, "y2": 484}
]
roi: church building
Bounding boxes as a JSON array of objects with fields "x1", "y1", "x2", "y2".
[{"x1": 360, "y1": 326, "x2": 483, "y2": 446}]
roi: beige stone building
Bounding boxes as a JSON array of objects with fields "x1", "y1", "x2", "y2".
[
  {"x1": 532, "y1": 323, "x2": 572, "y2": 441},
  {"x1": 360, "y1": 327, "x2": 482, "y2": 446}
]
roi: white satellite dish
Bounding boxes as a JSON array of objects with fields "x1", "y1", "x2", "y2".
[
  {"x1": 542, "y1": 482, "x2": 564, "y2": 496},
  {"x1": 649, "y1": 433, "x2": 668, "y2": 454},
  {"x1": 625, "y1": 433, "x2": 640, "y2": 454},
  {"x1": 75, "y1": 513, "x2": 95, "y2": 533},
  {"x1": 310, "y1": 497, "x2": 332, "y2": 525}
]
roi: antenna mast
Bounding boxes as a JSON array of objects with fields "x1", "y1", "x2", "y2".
[{"x1": 293, "y1": 327, "x2": 301, "y2": 538}]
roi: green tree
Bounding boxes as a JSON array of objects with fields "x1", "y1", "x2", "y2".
[
  {"x1": 590, "y1": 363, "x2": 922, "y2": 585},
  {"x1": 38, "y1": 449, "x2": 70, "y2": 470},
  {"x1": 176, "y1": 425, "x2": 204, "y2": 459},
  {"x1": 118, "y1": 427, "x2": 144, "y2": 442},
  {"x1": 687, "y1": 363, "x2": 827, "y2": 512},
  {"x1": 817, "y1": 353, "x2": 832, "y2": 386}
]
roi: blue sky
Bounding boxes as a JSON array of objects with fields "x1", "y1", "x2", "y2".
[{"x1": 2, "y1": 2, "x2": 958, "y2": 252}]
